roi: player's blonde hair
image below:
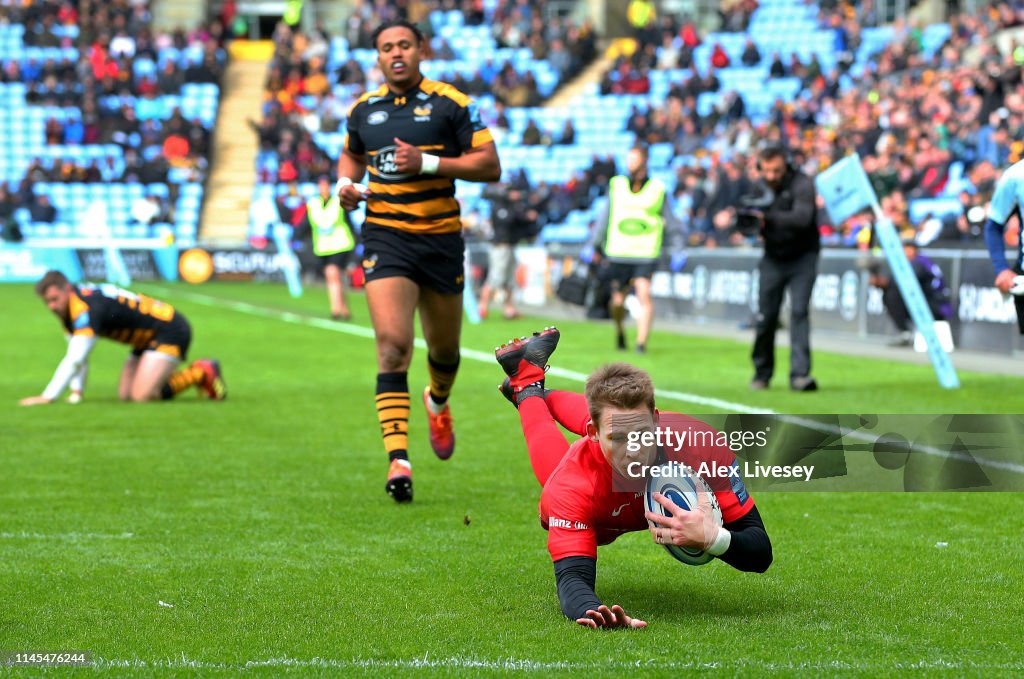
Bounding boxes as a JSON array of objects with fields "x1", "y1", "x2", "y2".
[{"x1": 585, "y1": 363, "x2": 655, "y2": 430}]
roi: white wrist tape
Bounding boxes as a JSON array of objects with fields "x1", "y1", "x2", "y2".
[
  {"x1": 334, "y1": 177, "x2": 353, "y2": 195},
  {"x1": 420, "y1": 153, "x2": 441, "y2": 175},
  {"x1": 1011, "y1": 275, "x2": 1024, "y2": 296},
  {"x1": 706, "y1": 527, "x2": 732, "y2": 556}
]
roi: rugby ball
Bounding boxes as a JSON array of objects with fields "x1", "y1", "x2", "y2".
[{"x1": 645, "y1": 464, "x2": 723, "y2": 566}]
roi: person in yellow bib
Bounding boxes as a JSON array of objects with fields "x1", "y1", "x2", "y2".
[
  {"x1": 283, "y1": 0, "x2": 303, "y2": 26},
  {"x1": 300, "y1": 177, "x2": 356, "y2": 321},
  {"x1": 627, "y1": 0, "x2": 657, "y2": 43},
  {"x1": 590, "y1": 145, "x2": 684, "y2": 354}
]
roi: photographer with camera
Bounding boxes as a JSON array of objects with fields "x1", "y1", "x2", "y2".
[
  {"x1": 745, "y1": 144, "x2": 820, "y2": 391},
  {"x1": 479, "y1": 177, "x2": 540, "y2": 320}
]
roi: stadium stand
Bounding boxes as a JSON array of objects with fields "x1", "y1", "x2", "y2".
[
  {"x1": 0, "y1": 2, "x2": 224, "y2": 247},
  {"x1": 530, "y1": 1, "x2": 1024, "y2": 247},
  {"x1": 248, "y1": 1, "x2": 597, "y2": 244},
  {"x1": 245, "y1": 1, "x2": 1024, "y2": 254}
]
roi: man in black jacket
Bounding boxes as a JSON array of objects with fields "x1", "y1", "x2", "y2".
[
  {"x1": 478, "y1": 178, "x2": 538, "y2": 319},
  {"x1": 748, "y1": 145, "x2": 820, "y2": 391}
]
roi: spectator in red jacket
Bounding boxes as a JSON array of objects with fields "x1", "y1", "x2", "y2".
[{"x1": 710, "y1": 42, "x2": 730, "y2": 69}]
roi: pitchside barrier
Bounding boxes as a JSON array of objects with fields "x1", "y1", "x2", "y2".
[
  {"x1": 0, "y1": 240, "x2": 179, "y2": 284},
  {"x1": 4, "y1": 239, "x2": 1019, "y2": 356},
  {"x1": 473, "y1": 243, "x2": 1024, "y2": 357}
]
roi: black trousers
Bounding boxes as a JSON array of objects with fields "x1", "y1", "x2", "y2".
[
  {"x1": 882, "y1": 285, "x2": 945, "y2": 332},
  {"x1": 752, "y1": 251, "x2": 818, "y2": 382}
]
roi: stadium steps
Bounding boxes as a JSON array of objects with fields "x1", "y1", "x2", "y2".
[
  {"x1": 543, "y1": 39, "x2": 616, "y2": 110},
  {"x1": 152, "y1": 0, "x2": 207, "y2": 33},
  {"x1": 199, "y1": 49, "x2": 269, "y2": 244}
]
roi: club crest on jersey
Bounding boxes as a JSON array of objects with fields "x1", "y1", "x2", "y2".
[
  {"x1": 368, "y1": 110, "x2": 389, "y2": 125},
  {"x1": 372, "y1": 145, "x2": 413, "y2": 180},
  {"x1": 413, "y1": 104, "x2": 432, "y2": 122}
]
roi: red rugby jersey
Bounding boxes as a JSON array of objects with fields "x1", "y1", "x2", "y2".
[{"x1": 539, "y1": 413, "x2": 755, "y2": 561}]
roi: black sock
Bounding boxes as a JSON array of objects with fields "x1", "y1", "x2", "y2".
[{"x1": 427, "y1": 354, "x2": 460, "y2": 406}]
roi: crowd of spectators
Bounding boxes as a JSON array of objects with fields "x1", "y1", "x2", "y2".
[
  {"x1": 347, "y1": 0, "x2": 598, "y2": 99},
  {"x1": 0, "y1": 171, "x2": 175, "y2": 235},
  {"x1": 255, "y1": 1, "x2": 598, "y2": 186},
  {"x1": 464, "y1": 154, "x2": 620, "y2": 243},
  {"x1": 344, "y1": 0, "x2": 597, "y2": 73},
  {"x1": 615, "y1": 1, "x2": 1024, "y2": 250},
  {"x1": 0, "y1": 0, "x2": 225, "y2": 231},
  {"x1": 253, "y1": 21, "x2": 341, "y2": 185},
  {"x1": 518, "y1": 117, "x2": 577, "y2": 146},
  {"x1": 718, "y1": 0, "x2": 761, "y2": 33},
  {"x1": 0, "y1": 181, "x2": 57, "y2": 227}
]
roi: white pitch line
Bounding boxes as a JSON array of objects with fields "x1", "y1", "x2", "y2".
[
  {"x1": 0, "y1": 531, "x2": 134, "y2": 540},
  {"x1": 95, "y1": 656, "x2": 1024, "y2": 672},
  {"x1": 148, "y1": 287, "x2": 1024, "y2": 475},
  {"x1": 150, "y1": 286, "x2": 769, "y2": 414}
]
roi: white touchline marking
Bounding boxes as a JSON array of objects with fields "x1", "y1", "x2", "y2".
[
  {"x1": 94, "y1": 656, "x2": 1023, "y2": 671},
  {"x1": 0, "y1": 531, "x2": 134, "y2": 540},
  {"x1": 145, "y1": 286, "x2": 768, "y2": 414},
  {"x1": 146, "y1": 287, "x2": 1024, "y2": 476}
]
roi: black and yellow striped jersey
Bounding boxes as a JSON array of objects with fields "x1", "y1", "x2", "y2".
[
  {"x1": 345, "y1": 78, "x2": 493, "y2": 234},
  {"x1": 63, "y1": 284, "x2": 178, "y2": 350}
]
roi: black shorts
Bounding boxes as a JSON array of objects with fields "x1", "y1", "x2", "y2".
[
  {"x1": 319, "y1": 250, "x2": 351, "y2": 270},
  {"x1": 602, "y1": 260, "x2": 657, "y2": 290},
  {"x1": 1015, "y1": 294, "x2": 1024, "y2": 334},
  {"x1": 360, "y1": 224, "x2": 465, "y2": 294},
  {"x1": 131, "y1": 313, "x2": 192, "y2": 360}
]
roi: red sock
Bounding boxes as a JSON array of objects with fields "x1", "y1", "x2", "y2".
[
  {"x1": 510, "y1": 361, "x2": 546, "y2": 391},
  {"x1": 545, "y1": 390, "x2": 591, "y2": 436},
  {"x1": 518, "y1": 396, "x2": 570, "y2": 486}
]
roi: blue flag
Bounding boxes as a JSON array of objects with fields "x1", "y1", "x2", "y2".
[
  {"x1": 874, "y1": 218, "x2": 960, "y2": 389},
  {"x1": 462, "y1": 246, "x2": 481, "y2": 324},
  {"x1": 815, "y1": 154, "x2": 878, "y2": 225},
  {"x1": 103, "y1": 244, "x2": 132, "y2": 287},
  {"x1": 271, "y1": 223, "x2": 304, "y2": 298}
]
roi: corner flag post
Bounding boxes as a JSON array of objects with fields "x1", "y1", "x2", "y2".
[{"x1": 815, "y1": 155, "x2": 959, "y2": 389}]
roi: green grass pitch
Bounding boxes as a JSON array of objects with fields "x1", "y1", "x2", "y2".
[{"x1": 2, "y1": 281, "x2": 1022, "y2": 676}]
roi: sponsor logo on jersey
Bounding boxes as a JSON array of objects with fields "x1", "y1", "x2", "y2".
[
  {"x1": 367, "y1": 110, "x2": 389, "y2": 126},
  {"x1": 728, "y1": 459, "x2": 750, "y2": 504},
  {"x1": 371, "y1": 145, "x2": 413, "y2": 180},
  {"x1": 549, "y1": 517, "x2": 589, "y2": 530},
  {"x1": 467, "y1": 99, "x2": 481, "y2": 125},
  {"x1": 617, "y1": 218, "x2": 654, "y2": 235},
  {"x1": 413, "y1": 104, "x2": 432, "y2": 122}
]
